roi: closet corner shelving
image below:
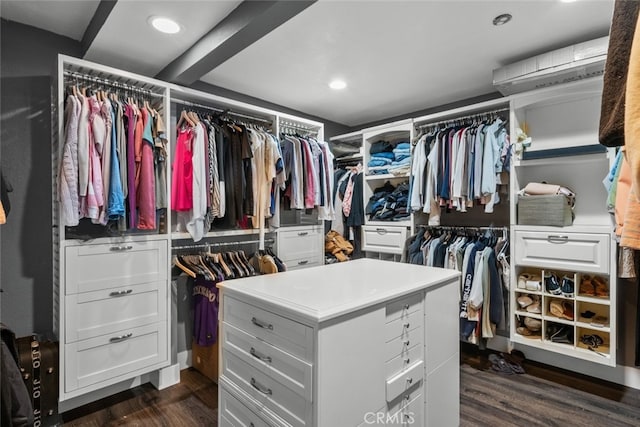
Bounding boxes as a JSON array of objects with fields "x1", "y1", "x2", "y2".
[
  {"x1": 509, "y1": 76, "x2": 617, "y2": 366},
  {"x1": 55, "y1": 55, "x2": 172, "y2": 404},
  {"x1": 361, "y1": 119, "x2": 414, "y2": 260}
]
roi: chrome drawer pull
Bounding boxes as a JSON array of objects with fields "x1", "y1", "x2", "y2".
[
  {"x1": 403, "y1": 323, "x2": 410, "y2": 329},
  {"x1": 547, "y1": 235, "x2": 569, "y2": 244},
  {"x1": 298, "y1": 231, "x2": 309, "y2": 236},
  {"x1": 404, "y1": 358, "x2": 410, "y2": 364},
  {"x1": 403, "y1": 340, "x2": 410, "y2": 346},
  {"x1": 376, "y1": 228, "x2": 387, "y2": 235},
  {"x1": 405, "y1": 394, "x2": 411, "y2": 401},
  {"x1": 406, "y1": 377, "x2": 413, "y2": 385},
  {"x1": 250, "y1": 347, "x2": 272, "y2": 363},
  {"x1": 251, "y1": 317, "x2": 274, "y2": 330},
  {"x1": 404, "y1": 304, "x2": 410, "y2": 310},
  {"x1": 110, "y1": 245, "x2": 133, "y2": 251},
  {"x1": 298, "y1": 260, "x2": 309, "y2": 265},
  {"x1": 109, "y1": 289, "x2": 133, "y2": 297},
  {"x1": 250, "y1": 378, "x2": 272, "y2": 395},
  {"x1": 109, "y1": 333, "x2": 133, "y2": 343}
]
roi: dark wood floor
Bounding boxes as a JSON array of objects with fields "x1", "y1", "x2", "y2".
[{"x1": 62, "y1": 351, "x2": 640, "y2": 426}]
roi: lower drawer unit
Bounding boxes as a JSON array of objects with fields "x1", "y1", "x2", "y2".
[
  {"x1": 363, "y1": 225, "x2": 408, "y2": 255},
  {"x1": 280, "y1": 255, "x2": 323, "y2": 271},
  {"x1": 222, "y1": 350, "x2": 312, "y2": 427},
  {"x1": 514, "y1": 231, "x2": 610, "y2": 273},
  {"x1": 277, "y1": 226, "x2": 323, "y2": 263},
  {"x1": 64, "y1": 281, "x2": 166, "y2": 343},
  {"x1": 224, "y1": 297, "x2": 313, "y2": 361},
  {"x1": 223, "y1": 322, "x2": 313, "y2": 400},
  {"x1": 64, "y1": 322, "x2": 168, "y2": 392},
  {"x1": 385, "y1": 344, "x2": 423, "y2": 377},
  {"x1": 220, "y1": 385, "x2": 274, "y2": 427}
]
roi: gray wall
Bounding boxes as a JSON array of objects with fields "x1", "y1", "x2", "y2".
[{"x1": 0, "y1": 19, "x2": 82, "y2": 337}]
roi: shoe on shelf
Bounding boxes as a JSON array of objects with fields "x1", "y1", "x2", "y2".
[
  {"x1": 516, "y1": 326, "x2": 533, "y2": 336},
  {"x1": 526, "y1": 301, "x2": 541, "y2": 314},
  {"x1": 580, "y1": 310, "x2": 596, "y2": 319},
  {"x1": 551, "y1": 325, "x2": 573, "y2": 344},
  {"x1": 579, "y1": 275, "x2": 596, "y2": 296},
  {"x1": 525, "y1": 274, "x2": 542, "y2": 291},
  {"x1": 549, "y1": 300, "x2": 563, "y2": 318},
  {"x1": 561, "y1": 275, "x2": 574, "y2": 298},
  {"x1": 517, "y1": 295, "x2": 533, "y2": 309},
  {"x1": 562, "y1": 301, "x2": 574, "y2": 320},
  {"x1": 545, "y1": 273, "x2": 561, "y2": 295},
  {"x1": 517, "y1": 274, "x2": 530, "y2": 290},
  {"x1": 592, "y1": 276, "x2": 609, "y2": 298},
  {"x1": 590, "y1": 315, "x2": 609, "y2": 327},
  {"x1": 524, "y1": 317, "x2": 542, "y2": 332}
]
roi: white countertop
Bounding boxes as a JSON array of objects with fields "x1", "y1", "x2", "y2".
[{"x1": 219, "y1": 258, "x2": 460, "y2": 323}]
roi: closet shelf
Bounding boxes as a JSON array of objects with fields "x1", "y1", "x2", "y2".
[
  {"x1": 575, "y1": 295, "x2": 610, "y2": 305},
  {"x1": 543, "y1": 316, "x2": 574, "y2": 326},
  {"x1": 171, "y1": 229, "x2": 262, "y2": 240},
  {"x1": 514, "y1": 148, "x2": 607, "y2": 167},
  {"x1": 576, "y1": 320, "x2": 610, "y2": 332},
  {"x1": 511, "y1": 224, "x2": 613, "y2": 235},
  {"x1": 364, "y1": 173, "x2": 410, "y2": 181},
  {"x1": 365, "y1": 220, "x2": 411, "y2": 227}
]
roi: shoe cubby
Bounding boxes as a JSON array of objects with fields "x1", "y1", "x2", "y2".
[
  {"x1": 576, "y1": 273, "x2": 610, "y2": 301},
  {"x1": 576, "y1": 326, "x2": 611, "y2": 359},
  {"x1": 515, "y1": 293, "x2": 541, "y2": 317},
  {"x1": 544, "y1": 297, "x2": 574, "y2": 322},
  {"x1": 576, "y1": 301, "x2": 610, "y2": 331},
  {"x1": 541, "y1": 269, "x2": 575, "y2": 299},
  {"x1": 544, "y1": 321, "x2": 575, "y2": 348},
  {"x1": 515, "y1": 268, "x2": 542, "y2": 293},
  {"x1": 514, "y1": 314, "x2": 542, "y2": 340}
]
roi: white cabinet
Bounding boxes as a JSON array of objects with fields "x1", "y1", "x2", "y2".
[
  {"x1": 59, "y1": 238, "x2": 171, "y2": 399},
  {"x1": 361, "y1": 121, "x2": 413, "y2": 258},
  {"x1": 277, "y1": 225, "x2": 324, "y2": 270},
  {"x1": 509, "y1": 77, "x2": 617, "y2": 366},
  {"x1": 218, "y1": 259, "x2": 460, "y2": 427}
]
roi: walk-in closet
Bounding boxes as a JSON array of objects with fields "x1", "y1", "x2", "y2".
[{"x1": 2, "y1": 1, "x2": 640, "y2": 426}]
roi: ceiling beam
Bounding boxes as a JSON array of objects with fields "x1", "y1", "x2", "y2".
[
  {"x1": 81, "y1": 0, "x2": 118, "y2": 56},
  {"x1": 155, "y1": 0, "x2": 316, "y2": 85}
]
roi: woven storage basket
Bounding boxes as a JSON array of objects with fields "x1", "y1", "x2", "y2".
[{"x1": 517, "y1": 194, "x2": 573, "y2": 226}]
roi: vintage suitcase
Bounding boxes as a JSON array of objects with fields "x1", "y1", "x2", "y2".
[{"x1": 16, "y1": 335, "x2": 60, "y2": 427}]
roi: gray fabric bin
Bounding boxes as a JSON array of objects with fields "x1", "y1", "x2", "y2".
[{"x1": 517, "y1": 194, "x2": 573, "y2": 226}]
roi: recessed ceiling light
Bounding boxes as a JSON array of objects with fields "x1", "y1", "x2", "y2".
[
  {"x1": 329, "y1": 79, "x2": 347, "y2": 90},
  {"x1": 149, "y1": 16, "x2": 181, "y2": 34},
  {"x1": 492, "y1": 13, "x2": 512, "y2": 26}
]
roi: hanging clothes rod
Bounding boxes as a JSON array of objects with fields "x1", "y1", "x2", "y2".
[
  {"x1": 63, "y1": 70, "x2": 164, "y2": 98},
  {"x1": 171, "y1": 238, "x2": 275, "y2": 252},
  {"x1": 417, "y1": 225, "x2": 509, "y2": 232},
  {"x1": 172, "y1": 98, "x2": 273, "y2": 124},
  {"x1": 280, "y1": 120, "x2": 318, "y2": 132},
  {"x1": 415, "y1": 107, "x2": 509, "y2": 130}
]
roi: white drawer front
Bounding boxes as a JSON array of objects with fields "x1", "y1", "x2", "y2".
[
  {"x1": 65, "y1": 240, "x2": 168, "y2": 294},
  {"x1": 387, "y1": 391, "x2": 423, "y2": 427},
  {"x1": 385, "y1": 343, "x2": 423, "y2": 378},
  {"x1": 363, "y1": 225, "x2": 407, "y2": 255},
  {"x1": 220, "y1": 386, "x2": 274, "y2": 427},
  {"x1": 65, "y1": 281, "x2": 166, "y2": 342},
  {"x1": 385, "y1": 360, "x2": 423, "y2": 402},
  {"x1": 222, "y1": 350, "x2": 311, "y2": 427},
  {"x1": 281, "y1": 255, "x2": 323, "y2": 271},
  {"x1": 223, "y1": 322, "x2": 313, "y2": 400},
  {"x1": 386, "y1": 292, "x2": 423, "y2": 323},
  {"x1": 224, "y1": 297, "x2": 313, "y2": 361},
  {"x1": 64, "y1": 322, "x2": 167, "y2": 392},
  {"x1": 384, "y1": 329, "x2": 423, "y2": 364},
  {"x1": 515, "y1": 231, "x2": 609, "y2": 273},
  {"x1": 278, "y1": 226, "x2": 323, "y2": 260},
  {"x1": 384, "y1": 309, "x2": 423, "y2": 343}
]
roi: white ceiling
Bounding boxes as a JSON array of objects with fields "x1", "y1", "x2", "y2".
[
  {"x1": 1, "y1": 0, "x2": 616, "y2": 128},
  {"x1": 202, "y1": 0, "x2": 615, "y2": 126},
  {"x1": 0, "y1": 0, "x2": 99, "y2": 41},
  {"x1": 84, "y1": 0, "x2": 242, "y2": 77}
]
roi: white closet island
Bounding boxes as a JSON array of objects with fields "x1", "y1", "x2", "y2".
[{"x1": 218, "y1": 258, "x2": 461, "y2": 427}]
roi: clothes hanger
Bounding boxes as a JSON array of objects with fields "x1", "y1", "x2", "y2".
[{"x1": 173, "y1": 255, "x2": 196, "y2": 278}]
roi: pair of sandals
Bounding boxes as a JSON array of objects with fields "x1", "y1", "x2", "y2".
[
  {"x1": 516, "y1": 295, "x2": 541, "y2": 314},
  {"x1": 488, "y1": 352, "x2": 525, "y2": 375},
  {"x1": 581, "y1": 334, "x2": 604, "y2": 348},
  {"x1": 579, "y1": 275, "x2": 609, "y2": 298}
]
